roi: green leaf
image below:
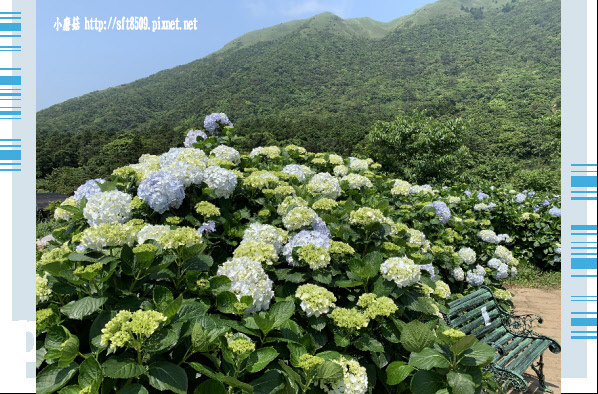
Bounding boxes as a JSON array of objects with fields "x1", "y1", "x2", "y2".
[
  {"x1": 144, "y1": 328, "x2": 178, "y2": 353},
  {"x1": 68, "y1": 253, "x2": 96, "y2": 262},
  {"x1": 316, "y1": 361, "x2": 344, "y2": 380},
  {"x1": 59, "y1": 386, "x2": 82, "y2": 394},
  {"x1": 216, "y1": 291, "x2": 238, "y2": 314},
  {"x1": 250, "y1": 370, "x2": 284, "y2": 394},
  {"x1": 363, "y1": 251, "x2": 383, "y2": 277},
  {"x1": 60, "y1": 296, "x2": 108, "y2": 320},
  {"x1": 209, "y1": 276, "x2": 231, "y2": 293},
  {"x1": 147, "y1": 361, "x2": 188, "y2": 394},
  {"x1": 246, "y1": 347, "x2": 279, "y2": 373},
  {"x1": 45, "y1": 326, "x2": 68, "y2": 352},
  {"x1": 401, "y1": 321, "x2": 436, "y2": 353},
  {"x1": 102, "y1": 354, "x2": 146, "y2": 379},
  {"x1": 447, "y1": 371, "x2": 476, "y2": 394},
  {"x1": 78, "y1": 357, "x2": 102, "y2": 393},
  {"x1": 408, "y1": 348, "x2": 450, "y2": 370},
  {"x1": 188, "y1": 362, "x2": 224, "y2": 380},
  {"x1": 116, "y1": 384, "x2": 149, "y2": 394},
  {"x1": 354, "y1": 335, "x2": 385, "y2": 352},
  {"x1": 162, "y1": 295, "x2": 183, "y2": 319},
  {"x1": 194, "y1": 380, "x2": 226, "y2": 394},
  {"x1": 221, "y1": 376, "x2": 254, "y2": 393},
  {"x1": 385, "y1": 361, "x2": 414, "y2": 385},
  {"x1": 287, "y1": 343, "x2": 307, "y2": 367},
  {"x1": 254, "y1": 312, "x2": 275, "y2": 336},
  {"x1": 278, "y1": 360, "x2": 303, "y2": 387},
  {"x1": 410, "y1": 370, "x2": 445, "y2": 394},
  {"x1": 270, "y1": 300, "x2": 295, "y2": 329},
  {"x1": 460, "y1": 341, "x2": 496, "y2": 367},
  {"x1": 184, "y1": 254, "x2": 213, "y2": 272},
  {"x1": 450, "y1": 335, "x2": 477, "y2": 356},
  {"x1": 153, "y1": 285, "x2": 174, "y2": 311},
  {"x1": 58, "y1": 335, "x2": 79, "y2": 367},
  {"x1": 36, "y1": 362, "x2": 79, "y2": 394}
]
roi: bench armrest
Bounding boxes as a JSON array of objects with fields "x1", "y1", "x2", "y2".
[{"x1": 500, "y1": 312, "x2": 544, "y2": 337}]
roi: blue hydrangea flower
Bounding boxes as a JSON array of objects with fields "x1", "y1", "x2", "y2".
[
  {"x1": 74, "y1": 178, "x2": 106, "y2": 201},
  {"x1": 418, "y1": 263, "x2": 435, "y2": 280},
  {"x1": 199, "y1": 221, "x2": 216, "y2": 234},
  {"x1": 541, "y1": 199, "x2": 550, "y2": 206},
  {"x1": 527, "y1": 191, "x2": 536, "y2": 197},
  {"x1": 137, "y1": 171, "x2": 185, "y2": 214},
  {"x1": 283, "y1": 230, "x2": 330, "y2": 266},
  {"x1": 477, "y1": 191, "x2": 489, "y2": 200},
  {"x1": 464, "y1": 190, "x2": 472, "y2": 197},
  {"x1": 428, "y1": 201, "x2": 451, "y2": 224},
  {"x1": 549, "y1": 206, "x2": 561, "y2": 217},
  {"x1": 204, "y1": 113, "x2": 233, "y2": 135},
  {"x1": 515, "y1": 193, "x2": 526, "y2": 203},
  {"x1": 184, "y1": 129, "x2": 208, "y2": 148}
]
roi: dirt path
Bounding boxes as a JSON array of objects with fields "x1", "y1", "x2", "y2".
[{"x1": 505, "y1": 286, "x2": 561, "y2": 394}]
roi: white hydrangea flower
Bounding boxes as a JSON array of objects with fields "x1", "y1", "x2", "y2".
[
  {"x1": 391, "y1": 180, "x2": 411, "y2": 196},
  {"x1": 466, "y1": 265, "x2": 486, "y2": 286},
  {"x1": 282, "y1": 207, "x2": 318, "y2": 231},
  {"x1": 307, "y1": 172, "x2": 341, "y2": 200},
  {"x1": 210, "y1": 145, "x2": 241, "y2": 165},
  {"x1": 36, "y1": 274, "x2": 52, "y2": 304},
  {"x1": 203, "y1": 166, "x2": 238, "y2": 198},
  {"x1": 54, "y1": 197, "x2": 77, "y2": 221},
  {"x1": 137, "y1": 224, "x2": 171, "y2": 244},
  {"x1": 407, "y1": 229, "x2": 426, "y2": 247},
  {"x1": 487, "y1": 258, "x2": 502, "y2": 270},
  {"x1": 165, "y1": 161, "x2": 204, "y2": 187},
  {"x1": 478, "y1": 230, "x2": 500, "y2": 244},
  {"x1": 217, "y1": 257, "x2": 274, "y2": 313},
  {"x1": 333, "y1": 165, "x2": 349, "y2": 177},
  {"x1": 458, "y1": 247, "x2": 477, "y2": 265},
  {"x1": 83, "y1": 190, "x2": 132, "y2": 226},
  {"x1": 380, "y1": 257, "x2": 421, "y2": 288},
  {"x1": 249, "y1": 146, "x2": 281, "y2": 159},
  {"x1": 160, "y1": 147, "x2": 208, "y2": 169},
  {"x1": 497, "y1": 234, "x2": 512, "y2": 243},
  {"x1": 328, "y1": 154, "x2": 344, "y2": 165},
  {"x1": 282, "y1": 164, "x2": 306, "y2": 182},
  {"x1": 242, "y1": 223, "x2": 286, "y2": 254},
  {"x1": 495, "y1": 245, "x2": 514, "y2": 264},
  {"x1": 283, "y1": 230, "x2": 330, "y2": 266},
  {"x1": 295, "y1": 284, "x2": 336, "y2": 317},
  {"x1": 452, "y1": 267, "x2": 465, "y2": 281},
  {"x1": 341, "y1": 174, "x2": 373, "y2": 190},
  {"x1": 448, "y1": 196, "x2": 461, "y2": 204},
  {"x1": 348, "y1": 157, "x2": 369, "y2": 172},
  {"x1": 321, "y1": 356, "x2": 368, "y2": 394}
]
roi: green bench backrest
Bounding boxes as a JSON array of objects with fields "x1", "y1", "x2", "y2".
[{"x1": 447, "y1": 287, "x2": 504, "y2": 343}]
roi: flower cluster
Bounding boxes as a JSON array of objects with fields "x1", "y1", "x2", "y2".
[
  {"x1": 282, "y1": 207, "x2": 318, "y2": 231},
  {"x1": 165, "y1": 161, "x2": 204, "y2": 187},
  {"x1": 157, "y1": 227, "x2": 202, "y2": 249},
  {"x1": 204, "y1": 112, "x2": 233, "y2": 135},
  {"x1": 428, "y1": 201, "x2": 451, "y2": 224},
  {"x1": 391, "y1": 179, "x2": 411, "y2": 196},
  {"x1": 341, "y1": 173, "x2": 373, "y2": 190},
  {"x1": 466, "y1": 265, "x2": 486, "y2": 286},
  {"x1": 458, "y1": 247, "x2": 477, "y2": 265},
  {"x1": 203, "y1": 166, "x2": 238, "y2": 198},
  {"x1": 295, "y1": 284, "x2": 336, "y2": 317},
  {"x1": 296, "y1": 244, "x2": 331, "y2": 270},
  {"x1": 242, "y1": 223, "x2": 286, "y2": 254},
  {"x1": 307, "y1": 172, "x2": 341, "y2": 199},
  {"x1": 210, "y1": 145, "x2": 241, "y2": 165},
  {"x1": 74, "y1": 178, "x2": 106, "y2": 201},
  {"x1": 283, "y1": 230, "x2": 330, "y2": 265},
  {"x1": 77, "y1": 222, "x2": 138, "y2": 251},
  {"x1": 282, "y1": 164, "x2": 306, "y2": 182},
  {"x1": 216, "y1": 257, "x2": 274, "y2": 313},
  {"x1": 349, "y1": 207, "x2": 386, "y2": 227},
  {"x1": 184, "y1": 129, "x2": 207, "y2": 148},
  {"x1": 233, "y1": 241, "x2": 278, "y2": 265},
  {"x1": 100, "y1": 310, "x2": 167, "y2": 350},
  {"x1": 348, "y1": 157, "x2": 369, "y2": 172},
  {"x1": 36, "y1": 274, "x2": 52, "y2": 304},
  {"x1": 83, "y1": 190, "x2": 132, "y2": 226},
  {"x1": 138, "y1": 171, "x2": 185, "y2": 214},
  {"x1": 250, "y1": 146, "x2": 281, "y2": 159},
  {"x1": 321, "y1": 356, "x2": 368, "y2": 394},
  {"x1": 380, "y1": 257, "x2": 421, "y2": 288}
]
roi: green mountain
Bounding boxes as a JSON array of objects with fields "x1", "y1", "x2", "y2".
[{"x1": 36, "y1": 0, "x2": 561, "y2": 194}]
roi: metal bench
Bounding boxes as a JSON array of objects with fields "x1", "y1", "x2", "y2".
[{"x1": 445, "y1": 286, "x2": 561, "y2": 392}]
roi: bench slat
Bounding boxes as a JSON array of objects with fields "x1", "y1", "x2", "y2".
[
  {"x1": 510, "y1": 339, "x2": 552, "y2": 374},
  {"x1": 497, "y1": 338, "x2": 534, "y2": 368},
  {"x1": 450, "y1": 300, "x2": 498, "y2": 327},
  {"x1": 448, "y1": 290, "x2": 493, "y2": 314},
  {"x1": 459, "y1": 307, "x2": 501, "y2": 334},
  {"x1": 471, "y1": 318, "x2": 503, "y2": 340},
  {"x1": 448, "y1": 287, "x2": 492, "y2": 307},
  {"x1": 482, "y1": 326, "x2": 508, "y2": 344}
]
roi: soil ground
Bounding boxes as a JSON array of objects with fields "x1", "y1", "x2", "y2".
[{"x1": 505, "y1": 286, "x2": 561, "y2": 394}]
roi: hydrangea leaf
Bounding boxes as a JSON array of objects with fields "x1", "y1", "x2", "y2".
[
  {"x1": 246, "y1": 347, "x2": 279, "y2": 373},
  {"x1": 78, "y1": 356, "x2": 103, "y2": 392},
  {"x1": 400, "y1": 321, "x2": 435, "y2": 353},
  {"x1": 385, "y1": 361, "x2": 414, "y2": 385},
  {"x1": 36, "y1": 362, "x2": 79, "y2": 394},
  {"x1": 194, "y1": 380, "x2": 226, "y2": 394},
  {"x1": 408, "y1": 348, "x2": 450, "y2": 370},
  {"x1": 447, "y1": 371, "x2": 476, "y2": 394},
  {"x1": 102, "y1": 354, "x2": 145, "y2": 379},
  {"x1": 147, "y1": 361, "x2": 188, "y2": 394},
  {"x1": 410, "y1": 370, "x2": 445, "y2": 394},
  {"x1": 250, "y1": 370, "x2": 284, "y2": 394},
  {"x1": 116, "y1": 384, "x2": 149, "y2": 394}
]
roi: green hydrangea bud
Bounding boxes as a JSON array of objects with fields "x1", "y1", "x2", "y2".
[
  {"x1": 298, "y1": 354, "x2": 325, "y2": 371},
  {"x1": 195, "y1": 201, "x2": 220, "y2": 218},
  {"x1": 329, "y1": 307, "x2": 369, "y2": 330}
]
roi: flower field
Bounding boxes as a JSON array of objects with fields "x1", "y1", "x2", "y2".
[{"x1": 36, "y1": 114, "x2": 561, "y2": 394}]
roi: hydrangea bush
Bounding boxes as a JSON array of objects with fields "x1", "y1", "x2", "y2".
[{"x1": 37, "y1": 114, "x2": 559, "y2": 394}]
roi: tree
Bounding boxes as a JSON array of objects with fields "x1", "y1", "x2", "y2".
[{"x1": 365, "y1": 110, "x2": 469, "y2": 185}]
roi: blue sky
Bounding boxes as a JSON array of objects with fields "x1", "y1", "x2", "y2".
[{"x1": 37, "y1": 0, "x2": 435, "y2": 111}]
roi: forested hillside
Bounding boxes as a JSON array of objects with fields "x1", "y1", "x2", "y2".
[{"x1": 37, "y1": 0, "x2": 561, "y2": 194}]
